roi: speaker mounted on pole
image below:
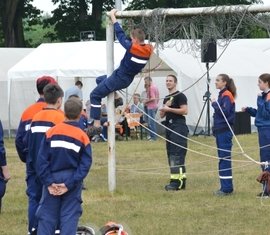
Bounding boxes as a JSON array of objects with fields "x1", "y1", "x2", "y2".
[{"x1": 201, "y1": 38, "x2": 217, "y2": 63}]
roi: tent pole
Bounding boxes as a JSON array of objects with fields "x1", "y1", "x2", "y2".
[
  {"x1": 106, "y1": 18, "x2": 116, "y2": 192},
  {"x1": 7, "y1": 76, "x2": 11, "y2": 138}
]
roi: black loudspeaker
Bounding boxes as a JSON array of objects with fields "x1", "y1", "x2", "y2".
[
  {"x1": 234, "y1": 112, "x2": 251, "y2": 135},
  {"x1": 201, "y1": 39, "x2": 217, "y2": 63}
]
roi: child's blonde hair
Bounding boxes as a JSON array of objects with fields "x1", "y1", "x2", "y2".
[{"x1": 131, "y1": 28, "x2": 145, "y2": 42}]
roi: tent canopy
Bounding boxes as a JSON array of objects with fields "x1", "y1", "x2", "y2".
[
  {"x1": 7, "y1": 41, "x2": 172, "y2": 131},
  {"x1": 7, "y1": 39, "x2": 270, "y2": 133},
  {"x1": 157, "y1": 39, "x2": 270, "y2": 129},
  {"x1": 8, "y1": 41, "x2": 126, "y2": 80},
  {"x1": 159, "y1": 39, "x2": 270, "y2": 78}
]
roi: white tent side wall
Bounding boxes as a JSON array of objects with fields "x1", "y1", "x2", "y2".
[{"x1": 0, "y1": 48, "x2": 33, "y2": 131}]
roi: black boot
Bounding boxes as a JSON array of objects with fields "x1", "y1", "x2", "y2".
[
  {"x1": 165, "y1": 179, "x2": 180, "y2": 191},
  {"x1": 165, "y1": 178, "x2": 186, "y2": 191}
]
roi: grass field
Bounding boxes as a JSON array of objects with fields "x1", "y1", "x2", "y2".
[{"x1": 0, "y1": 134, "x2": 269, "y2": 235}]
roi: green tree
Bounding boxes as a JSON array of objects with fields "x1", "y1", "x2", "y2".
[
  {"x1": 44, "y1": 0, "x2": 126, "y2": 42},
  {"x1": 0, "y1": 0, "x2": 41, "y2": 47},
  {"x1": 24, "y1": 15, "x2": 59, "y2": 47}
]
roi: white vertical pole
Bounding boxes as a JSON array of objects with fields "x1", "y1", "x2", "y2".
[
  {"x1": 106, "y1": 18, "x2": 116, "y2": 192},
  {"x1": 7, "y1": 77, "x2": 11, "y2": 138},
  {"x1": 115, "y1": 0, "x2": 129, "y2": 108}
]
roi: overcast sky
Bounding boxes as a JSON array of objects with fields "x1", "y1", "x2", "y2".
[{"x1": 32, "y1": 0, "x2": 270, "y2": 13}]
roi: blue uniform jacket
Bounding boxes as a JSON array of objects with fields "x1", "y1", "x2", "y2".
[
  {"x1": 0, "y1": 120, "x2": 6, "y2": 166},
  {"x1": 15, "y1": 98, "x2": 47, "y2": 163},
  {"x1": 36, "y1": 121, "x2": 92, "y2": 191},
  {"x1": 114, "y1": 22, "x2": 153, "y2": 76},
  {"x1": 212, "y1": 89, "x2": 235, "y2": 132},
  {"x1": 27, "y1": 108, "x2": 65, "y2": 174},
  {"x1": 246, "y1": 92, "x2": 270, "y2": 127}
]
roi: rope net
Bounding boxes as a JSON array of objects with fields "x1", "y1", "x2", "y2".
[{"x1": 123, "y1": 5, "x2": 270, "y2": 54}]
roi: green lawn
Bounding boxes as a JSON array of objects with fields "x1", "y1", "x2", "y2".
[{"x1": 1, "y1": 134, "x2": 268, "y2": 235}]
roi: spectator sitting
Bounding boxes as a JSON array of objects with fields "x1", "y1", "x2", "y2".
[
  {"x1": 130, "y1": 93, "x2": 144, "y2": 123},
  {"x1": 119, "y1": 94, "x2": 144, "y2": 139}
]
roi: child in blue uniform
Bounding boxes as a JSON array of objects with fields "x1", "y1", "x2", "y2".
[
  {"x1": 211, "y1": 74, "x2": 237, "y2": 196},
  {"x1": 242, "y1": 73, "x2": 270, "y2": 197},
  {"x1": 26, "y1": 84, "x2": 65, "y2": 234},
  {"x1": 36, "y1": 97, "x2": 92, "y2": 235},
  {"x1": 0, "y1": 120, "x2": 10, "y2": 213},
  {"x1": 15, "y1": 76, "x2": 57, "y2": 163},
  {"x1": 88, "y1": 9, "x2": 153, "y2": 136}
]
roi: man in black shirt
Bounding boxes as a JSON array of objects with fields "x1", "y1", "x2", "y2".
[{"x1": 160, "y1": 75, "x2": 189, "y2": 191}]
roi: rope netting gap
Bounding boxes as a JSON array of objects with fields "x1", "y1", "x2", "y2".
[{"x1": 117, "y1": 5, "x2": 270, "y2": 54}]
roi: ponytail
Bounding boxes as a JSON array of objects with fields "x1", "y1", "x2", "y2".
[{"x1": 218, "y1": 74, "x2": 237, "y2": 98}]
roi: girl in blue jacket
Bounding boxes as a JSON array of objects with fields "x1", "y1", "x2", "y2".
[
  {"x1": 212, "y1": 74, "x2": 237, "y2": 196},
  {"x1": 243, "y1": 73, "x2": 270, "y2": 198}
]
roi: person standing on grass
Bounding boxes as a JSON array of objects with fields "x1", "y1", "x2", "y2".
[
  {"x1": 15, "y1": 76, "x2": 57, "y2": 163},
  {"x1": 160, "y1": 75, "x2": 188, "y2": 191},
  {"x1": 26, "y1": 84, "x2": 65, "y2": 234},
  {"x1": 36, "y1": 98, "x2": 92, "y2": 235},
  {"x1": 144, "y1": 76, "x2": 159, "y2": 141},
  {"x1": 141, "y1": 83, "x2": 149, "y2": 124},
  {"x1": 64, "y1": 80, "x2": 83, "y2": 102},
  {"x1": 0, "y1": 119, "x2": 11, "y2": 213},
  {"x1": 88, "y1": 9, "x2": 153, "y2": 137},
  {"x1": 211, "y1": 74, "x2": 236, "y2": 196},
  {"x1": 242, "y1": 73, "x2": 270, "y2": 198}
]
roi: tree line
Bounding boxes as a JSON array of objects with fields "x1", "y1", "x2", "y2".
[{"x1": 0, "y1": 0, "x2": 263, "y2": 47}]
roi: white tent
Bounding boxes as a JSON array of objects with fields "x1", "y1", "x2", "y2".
[
  {"x1": 0, "y1": 48, "x2": 33, "y2": 130},
  {"x1": 7, "y1": 39, "x2": 270, "y2": 133},
  {"x1": 7, "y1": 41, "x2": 173, "y2": 132},
  {"x1": 157, "y1": 39, "x2": 270, "y2": 131}
]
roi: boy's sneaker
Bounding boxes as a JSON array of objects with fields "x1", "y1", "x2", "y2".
[
  {"x1": 213, "y1": 190, "x2": 233, "y2": 196},
  {"x1": 100, "y1": 133, "x2": 107, "y2": 142},
  {"x1": 114, "y1": 97, "x2": 123, "y2": 108},
  {"x1": 256, "y1": 192, "x2": 269, "y2": 198},
  {"x1": 86, "y1": 126, "x2": 102, "y2": 138}
]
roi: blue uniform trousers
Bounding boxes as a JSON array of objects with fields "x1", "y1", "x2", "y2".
[
  {"x1": 90, "y1": 69, "x2": 134, "y2": 120},
  {"x1": 215, "y1": 130, "x2": 233, "y2": 193},
  {"x1": 0, "y1": 170, "x2": 7, "y2": 212},
  {"x1": 258, "y1": 127, "x2": 270, "y2": 191},
  {"x1": 258, "y1": 127, "x2": 270, "y2": 167},
  {"x1": 26, "y1": 165, "x2": 42, "y2": 233},
  {"x1": 36, "y1": 171, "x2": 83, "y2": 235},
  {"x1": 147, "y1": 108, "x2": 158, "y2": 140}
]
